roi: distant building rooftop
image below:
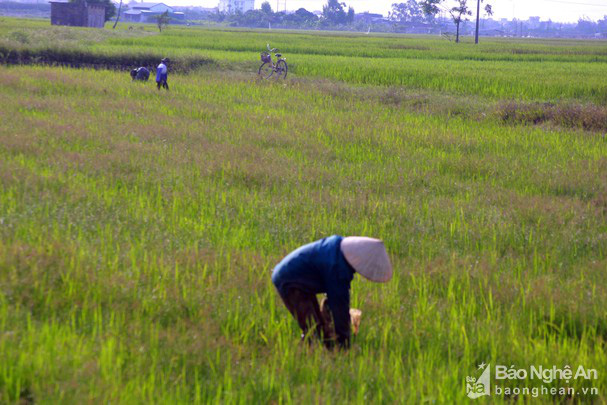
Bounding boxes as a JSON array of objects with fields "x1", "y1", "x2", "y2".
[{"x1": 130, "y1": 2, "x2": 166, "y2": 8}]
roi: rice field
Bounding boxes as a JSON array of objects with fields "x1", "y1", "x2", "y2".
[
  {"x1": 2, "y1": 18, "x2": 607, "y2": 103},
  {"x1": 0, "y1": 17, "x2": 606, "y2": 403}
]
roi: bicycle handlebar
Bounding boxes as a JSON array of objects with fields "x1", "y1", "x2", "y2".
[{"x1": 266, "y1": 43, "x2": 278, "y2": 52}]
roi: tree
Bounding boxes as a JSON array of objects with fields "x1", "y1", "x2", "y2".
[
  {"x1": 389, "y1": 0, "x2": 422, "y2": 23},
  {"x1": 598, "y1": 16, "x2": 607, "y2": 38},
  {"x1": 576, "y1": 17, "x2": 596, "y2": 35},
  {"x1": 322, "y1": 0, "x2": 348, "y2": 25},
  {"x1": 474, "y1": 0, "x2": 493, "y2": 43},
  {"x1": 70, "y1": 0, "x2": 115, "y2": 22},
  {"x1": 232, "y1": 9, "x2": 271, "y2": 27},
  {"x1": 347, "y1": 6, "x2": 355, "y2": 23},
  {"x1": 156, "y1": 10, "x2": 170, "y2": 32},
  {"x1": 282, "y1": 8, "x2": 318, "y2": 28},
  {"x1": 261, "y1": 1, "x2": 273, "y2": 15},
  {"x1": 449, "y1": 0, "x2": 471, "y2": 42},
  {"x1": 419, "y1": 0, "x2": 441, "y2": 22},
  {"x1": 294, "y1": 7, "x2": 318, "y2": 23},
  {"x1": 228, "y1": 5, "x2": 320, "y2": 28}
]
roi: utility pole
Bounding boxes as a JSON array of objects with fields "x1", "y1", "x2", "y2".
[
  {"x1": 113, "y1": 0, "x2": 123, "y2": 29},
  {"x1": 474, "y1": 0, "x2": 480, "y2": 43}
]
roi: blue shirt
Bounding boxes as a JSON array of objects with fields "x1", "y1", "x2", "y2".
[
  {"x1": 156, "y1": 63, "x2": 167, "y2": 82},
  {"x1": 272, "y1": 235, "x2": 355, "y2": 345}
]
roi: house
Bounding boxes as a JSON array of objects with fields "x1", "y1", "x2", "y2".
[
  {"x1": 50, "y1": 1, "x2": 105, "y2": 28},
  {"x1": 123, "y1": 1, "x2": 185, "y2": 23},
  {"x1": 217, "y1": 0, "x2": 254, "y2": 14}
]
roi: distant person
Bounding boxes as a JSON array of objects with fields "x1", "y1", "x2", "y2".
[
  {"x1": 271, "y1": 235, "x2": 392, "y2": 349},
  {"x1": 130, "y1": 67, "x2": 150, "y2": 81},
  {"x1": 156, "y1": 58, "x2": 170, "y2": 90}
]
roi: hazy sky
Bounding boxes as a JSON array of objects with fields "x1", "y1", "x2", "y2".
[{"x1": 169, "y1": 0, "x2": 607, "y2": 23}]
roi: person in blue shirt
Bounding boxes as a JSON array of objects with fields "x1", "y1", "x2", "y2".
[
  {"x1": 272, "y1": 235, "x2": 392, "y2": 349},
  {"x1": 156, "y1": 58, "x2": 169, "y2": 90}
]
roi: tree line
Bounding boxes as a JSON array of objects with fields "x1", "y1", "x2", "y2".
[
  {"x1": 215, "y1": 0, "x2": 354, "y2": 30},
  {"x1": 206, "y1": 0, "x2": 607, "y2": 41},
  {"x1": 214, "y1": 0, "x2": 493, "y2": 41}
]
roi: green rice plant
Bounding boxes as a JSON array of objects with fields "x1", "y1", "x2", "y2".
[
  {"x1": 2, "y1": 17, "x2": 607, "y2": 103},
  {"x1": 0, "y1": 65, "x2": 605, "y2": 403}
]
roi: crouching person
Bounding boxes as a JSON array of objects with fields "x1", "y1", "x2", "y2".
[
  {"x1": 130, "y1": 67, "x2": 150, "y2": 81},
  {"x1": 271, "y1": 235, "x2": 392, "y2": 349}
]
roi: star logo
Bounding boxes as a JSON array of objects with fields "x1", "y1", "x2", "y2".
[{"x1": 467, "y1": 363, "x2": 491, "y2": 399}]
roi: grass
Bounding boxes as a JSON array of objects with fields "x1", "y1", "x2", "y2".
[
  {"x1": 2, "y1": 18, "x2": 607, "y2": 104},
  {"x1": 1, "y1": 18, "x2": 606, "y2": 403}
]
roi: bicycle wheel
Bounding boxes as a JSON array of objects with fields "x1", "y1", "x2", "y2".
[
  {"x1": 258, "y1": 62, "x2": 273, "y2": 79},
  {"x1": 275, "y1": 60, "x2": 288, "y2": 79}
]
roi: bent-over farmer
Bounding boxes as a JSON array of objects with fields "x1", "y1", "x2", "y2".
[
  {"x1": 156, "y1": 58, "x2": 170, "y2": 90},
  {"x1": 271, "y1": 235, "x2": 392, "y2": 349},
  {"x1": 131, "y1": 67, "x2": 150, "y2": 81}
]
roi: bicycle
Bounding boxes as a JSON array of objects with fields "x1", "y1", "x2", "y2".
[{"x1": 258, "y1": 44, "x2": 288, "y2": 79}]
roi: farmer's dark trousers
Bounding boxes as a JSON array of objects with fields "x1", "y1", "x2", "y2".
[{"x1": 278, "y1": 286, "x2": 334, "y2": 348}]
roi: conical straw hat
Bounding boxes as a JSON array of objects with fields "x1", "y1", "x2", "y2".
[{"x1": 340, "y1": 237, "x2": 392, "y2": 282}]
